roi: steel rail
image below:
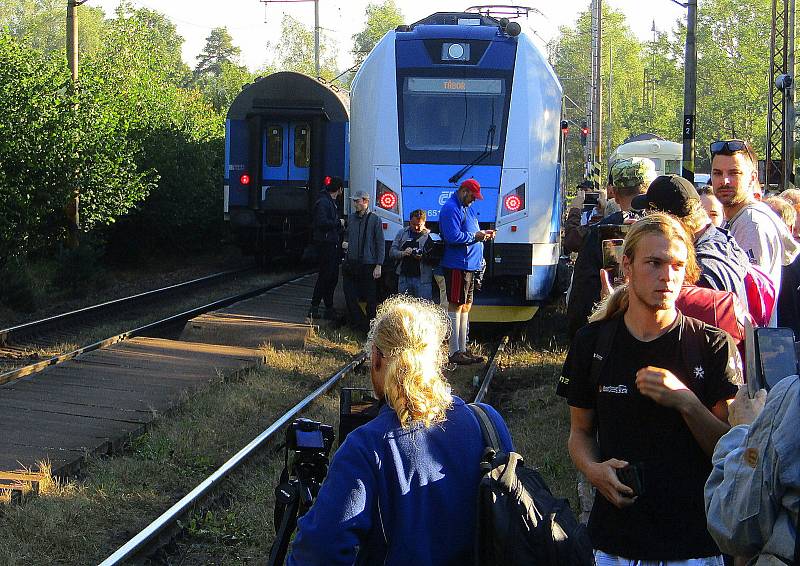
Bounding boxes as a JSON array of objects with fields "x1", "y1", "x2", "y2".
[
  {"x1": 473, "y1": 334, "x2": 510, "y2": 404},
  {"x1": 0, "y1": 271, "x2": 311, "y2": 386},
  {"x1": 0, "y1": 267, "x2": 255, "y2": 346},
  {"x1": 99, "y1": 352, "x2": 367, "y2": 566}
]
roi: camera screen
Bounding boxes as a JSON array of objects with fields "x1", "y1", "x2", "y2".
[
  {"x1": 295, "y1": 429, "x2": 325, "y2": 449},
  {"x1": 757, "y1": 327, "x2": 798, "y2": 390},
  {"x1": 584, "y1": 192, "x2": 600, "y2": 205},
  {"x1": 602, "y1": 239, "x2": 625, "y2": 286}
]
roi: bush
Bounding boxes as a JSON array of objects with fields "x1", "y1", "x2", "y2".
[
  {"x1": 0, "y1": 257, "x2": 39, "y2": 312},
  {"x1": 51, "y1": 241, "x2": 108, "y2": 297}
]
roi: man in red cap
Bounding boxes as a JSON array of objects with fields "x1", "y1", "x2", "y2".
[{"x1": 438, "y1": 179, "x2": 495, "y2": 364}]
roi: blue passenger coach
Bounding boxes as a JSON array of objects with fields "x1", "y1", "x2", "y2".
[
  {"x1": 350, "y1": 12, "x2": 563, "y2": 321},
  {"x1": 225, "y1": 72, "x2": 349, "y2": 263}
]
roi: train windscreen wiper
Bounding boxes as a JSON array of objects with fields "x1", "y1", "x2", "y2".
[{"x1": 448, "y1": 123, "x2": 496, "y2": 185}]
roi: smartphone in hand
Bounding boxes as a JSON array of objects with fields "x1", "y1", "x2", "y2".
[{"x1": 616, "y1": 463, "x2": 644, "y2": 497}]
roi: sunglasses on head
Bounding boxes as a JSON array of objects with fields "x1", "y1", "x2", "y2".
[{"x1": 709, "y1": 139, "x2": 750, "y2": 156}]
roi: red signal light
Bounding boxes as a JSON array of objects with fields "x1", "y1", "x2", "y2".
[
  {"x1": 504, "y1": 194, "x2": 522, "y2": 212},
  {"x1": 240, "y1": 173, "x2": 251, "y2": 185},
  {"x1": 324, "y1": 175, "x2": 332, "y2": 186},
  {"x1": 581, "y1": 127, "x2": 589, "y2": 136},
  {"x1": 378, "y1": 191, "x2": 398, "y2": 210}
]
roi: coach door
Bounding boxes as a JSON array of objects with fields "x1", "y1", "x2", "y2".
[{"x1": 263, "y1": 122, "x2": 311, "y2": 184}]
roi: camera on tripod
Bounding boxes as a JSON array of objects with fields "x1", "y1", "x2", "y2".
[
  {"x1": 267, "y1": 418, "x2": 335, "y2": 565},
  {"x1": 267, "y1": 389, "x2": 381, "y2": 565}
]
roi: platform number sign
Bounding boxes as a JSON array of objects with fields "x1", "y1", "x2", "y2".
[{"x1": 683, "y1": 115, "x2": 694, "y2": 139}]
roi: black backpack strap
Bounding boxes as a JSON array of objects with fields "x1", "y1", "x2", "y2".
[
  {"x1": 468, "y1": 403, "x2": 501, "y2": 451},
  {"x1": 589, "y1": 314, "x2": 622, "y2": 386}
]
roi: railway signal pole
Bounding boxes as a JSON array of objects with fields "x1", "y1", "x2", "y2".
[{"x1": 261, "y1": 0, "x2": 321, "y2": 79}]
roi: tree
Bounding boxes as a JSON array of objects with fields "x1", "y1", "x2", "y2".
[
  {"x1": 271, "y1": 14, "x2": 339, "y2": 82},
  {"x1": 194, "y1": 26, "x2": 241, "y2": 78},
  {"x1": 352, "y1": 0, "x2": 404, "y2": 66}
]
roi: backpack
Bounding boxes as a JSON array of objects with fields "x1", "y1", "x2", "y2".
[
  {"x1": 422, "y1": 235, "x2": 444, "y2": 266},
  {"x1": 468, "y1": 404, "x2": 594, "y2": 566},
  {"x1": 743, "y1": 264, "x2": 777, "y2": 327},
  {"x1": 676, "y1": 285, "x2": 747, "y2": 352}
]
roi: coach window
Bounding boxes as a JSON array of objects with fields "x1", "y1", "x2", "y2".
[
  {"x1": 665, "y1": 159, "x2": 681, "y2": 175},
  {"x1": 294, "y1": 123, "x2": 310, "y2": 168},
  {"x1": 267, "y1": 125, "x2": 283, "y2": 167}
]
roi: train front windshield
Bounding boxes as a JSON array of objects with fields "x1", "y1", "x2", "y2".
[{"x1": 400, "y1": 76, "x2": 508, "y2": 162}]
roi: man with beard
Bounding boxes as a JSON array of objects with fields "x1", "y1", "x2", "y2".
[
  {"x1": 710, "y1": 140, "x2": 799, "y2": 324},
  {"x1": 558, "y1": 213, "x2": 740, "y2": 565}
]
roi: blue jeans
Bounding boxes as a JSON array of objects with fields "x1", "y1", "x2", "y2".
[{"x1": 398, "y1": 274, "x2": 432, "y2": 300}]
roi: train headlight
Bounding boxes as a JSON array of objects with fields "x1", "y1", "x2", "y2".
[
  {"x1": 442, "y1": 42, "x2": 470, "y2": 62},
  {"x1": 376, "y1": 180, "x2": 399, "y2": 214},
  {"x1": 240, "y1": 173, "x2": 251, "y2": 186},
  {"x1": 501, "y1": 184, "x2": 525, "y2": 216}
]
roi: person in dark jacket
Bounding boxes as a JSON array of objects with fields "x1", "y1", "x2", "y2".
[
  {"x1": 566, "y1": 158, "x2": 654, "y2": 338},
  {"x1": 309, "y1": 176, "x2": 344, "y2": 319},
  {"x1": 343, "y1": 189, "x2": 385, "y2": 331},
  {"x1": 632, "y1": 175, "x2": 749, "y2": 306},
  {"x1": 287, "y1": 296, "x2": 513, "y2": 566}
]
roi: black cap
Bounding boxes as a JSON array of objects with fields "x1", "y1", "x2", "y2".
[
  {"x1": 631, "y1": 175, "x2": 700, "y2": 217},
  {"x1": 326, "y1": 175, "x2": 344, "y2": 192},
  {"x1": 576, "y1": 180, "x2": 593, "y2": 190}
]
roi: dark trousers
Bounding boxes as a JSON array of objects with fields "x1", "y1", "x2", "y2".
[
  {"x1": 311, "y1": 242, "x2": 340, "y2": 308},
  {"x1": 343, "y1": 263, "x2": 377, "y2": 329}
]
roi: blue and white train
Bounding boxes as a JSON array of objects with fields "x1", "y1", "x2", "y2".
[{"x1": 350, "y1": 11, "x2": 564, "y2": 321}]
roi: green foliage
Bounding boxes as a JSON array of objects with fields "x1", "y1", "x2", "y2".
[
  {"x1": 271, "y1": 14, "x2": 340, "y2": 82},
  {"x1": 52, "y1": 238, "x2": 108, "y2": 296},
  {"x1": 0, "y1": 256, "x2": 38, "y2": 312},
  {"x1": 554, "y1": 0, "x2": 777, "y2": 183},
  {"x1": 352, "y1": 0, "x2": 405, "y2": 66},
  {"x1": 194, "y1": 26, "x2": 241, "y2": 78}
]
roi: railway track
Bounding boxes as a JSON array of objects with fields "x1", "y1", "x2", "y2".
[
  {"x1": 99, "y1": 333, "x2": 513, "y2": 565},
  {"x1": 0, "y1": 268, "x2": 308, "y2": 384}
]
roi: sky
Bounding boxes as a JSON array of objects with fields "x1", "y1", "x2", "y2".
[{"x1": 93, "y1": 1, "x2": 688, "y2": 73}]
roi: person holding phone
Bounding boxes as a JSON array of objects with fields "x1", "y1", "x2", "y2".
[
  {"x1": 558, "y1": 213, "x2": 740, "y2": 565},
  {"x1": 705, "y1": 376, "x2": 799, "y2": 565}
]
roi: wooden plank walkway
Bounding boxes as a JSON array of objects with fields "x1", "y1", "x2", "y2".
[
  {"x1": 180, "y1": 274, "x2": 321, "y2": 348},
  {"x1": 0, "y1": 337, "x2": 261, "y2": 478}
]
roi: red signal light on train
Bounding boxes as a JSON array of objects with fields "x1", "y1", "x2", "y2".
[
  {"x1": 324, "y1": 175, "x2": 332, "y2": 186},
  {"x1": 378, "y1": 191, "x2": 398, "y2": 210},
  {"x1": 240, "y1": 173, "x2": 251, "y2": 185},
  {"x1": 504, "y1": 194, "x2": 522, "y2": 212}
]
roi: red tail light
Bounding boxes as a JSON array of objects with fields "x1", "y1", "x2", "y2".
[
  {"x1": 324, "y1": 175, "x2": 331, "y2": 186},
  {"x1": 240, "y1": 173, "x2": 251, "y2": 186},
  {"x1": 504, "y1": 194, "x2": 522, "y2": 212},
  {"x1": 378, "y1": 191, "x2": 398, "y2": 210}
]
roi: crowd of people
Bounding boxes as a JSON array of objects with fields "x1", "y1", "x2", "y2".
[{"x1": 294, "y1": 139, "x2": 798, "y2": 565}]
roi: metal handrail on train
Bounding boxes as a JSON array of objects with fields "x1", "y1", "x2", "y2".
[{"x1": 99, "y1": 353, "x2": 366, "y2": 566}]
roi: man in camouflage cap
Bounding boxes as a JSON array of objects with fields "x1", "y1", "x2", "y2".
[{"x1": 565, "y1": 157, "x2": 656, "y2": 338}]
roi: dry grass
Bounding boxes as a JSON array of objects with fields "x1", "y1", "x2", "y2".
[{"x1": 0, "y1": 337, "x2": 358, "y2": 565}]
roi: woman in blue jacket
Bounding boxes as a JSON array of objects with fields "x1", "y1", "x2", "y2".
[{"x1": 287, "y1": 296, "x2": 513, "y2": 565}]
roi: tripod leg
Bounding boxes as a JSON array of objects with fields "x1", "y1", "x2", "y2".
[{"x1": 267, "y1": 481, "x2": 301, "y2": 566}]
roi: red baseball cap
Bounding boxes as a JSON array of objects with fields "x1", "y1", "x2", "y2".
[{"x1": 460, "y1": 178, "x2": 483, "y2": 200}]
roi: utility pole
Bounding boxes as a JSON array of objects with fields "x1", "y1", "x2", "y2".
[
  {"x1": 681, "y1": 0, "x2": 697, "y2": 184},
  {"x1": 767, "y1": 0, "x2": 795, "y2": 190},
  {"x1": 261, "y1": 0, "x2": 321, "y2": 79},
  {"x1": 589, "y1": 0, "x2": 603, "y2": 188},
  {"x1": 66, "y1": 0, "x2": 88, "y2": 249},
  {"x1": 607, "y1": 43, "x2": 613, "y2": 160}
]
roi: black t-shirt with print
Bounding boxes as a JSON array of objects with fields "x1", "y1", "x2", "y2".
[{"x1": 556, "y1": 313, "x2": 740, "y2": 561}]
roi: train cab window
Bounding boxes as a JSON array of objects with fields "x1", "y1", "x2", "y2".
[
  {"x1": 402, "y1": 77, "x2": 506, "y2": 152},
  {"x1": 267, "y1": 125, "x2": 283, "y2": 166},
  {"x1": 294, "y1": 124, "x2": 310, "y2": 168},
  {"x1": 665, "y1": 159, "x2": 681, "y2": 175}
]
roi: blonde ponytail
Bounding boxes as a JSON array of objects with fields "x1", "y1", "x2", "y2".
[{"x1": 367, "y1": 296, "x2": 452, "y2": 428}]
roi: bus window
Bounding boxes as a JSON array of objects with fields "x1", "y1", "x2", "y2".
[
  {"x1": 294, "y1": 123, "x2": 310, "y2": 168},
  {"x1": 267, "y1": 125, "x2": 283, "y2": 167},
  {"x1": 665, "y1": 159, "x2": 681, "y2": 175}
]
